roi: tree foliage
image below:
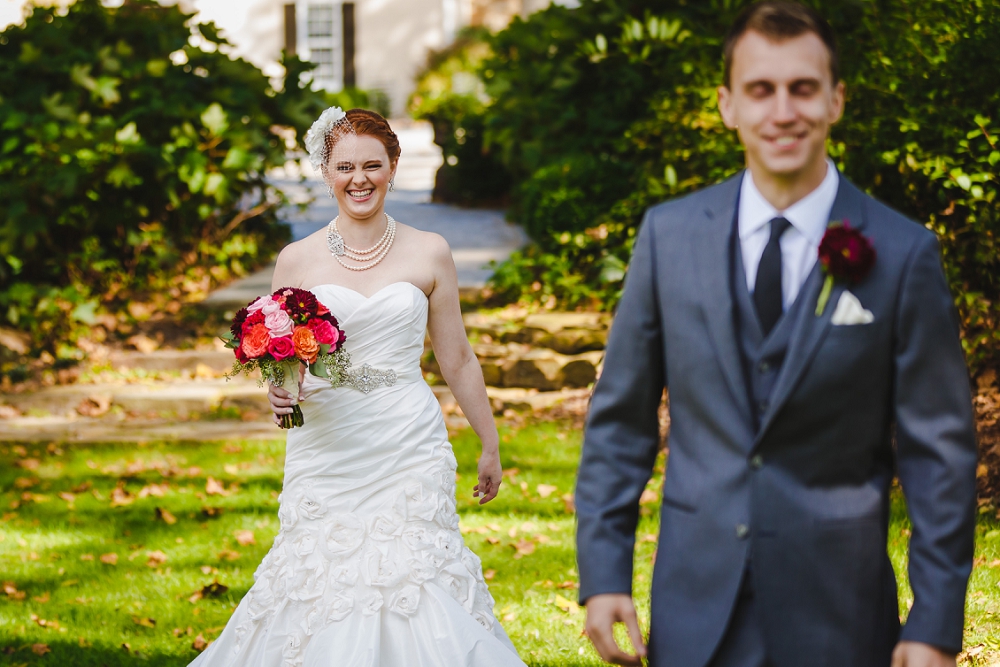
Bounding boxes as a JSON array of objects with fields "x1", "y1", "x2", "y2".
[
  {"x1": 424, "y1": 0, "x2": 999, "y2": 371},
  {"x1": 0, "y1": 0, "x2": 326, "y2": 357}
]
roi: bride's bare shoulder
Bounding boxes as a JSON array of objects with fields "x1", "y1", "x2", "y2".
[
  {"x1": 395, "y1": 222, "x2": 452, "y2": 263},
  {"x1": 274, "y1": 229, "x2": 327, "y2": 287}
]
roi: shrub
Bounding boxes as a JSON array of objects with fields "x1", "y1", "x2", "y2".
[
  {"x1": 409, "y1": 28, "x2": 510, "y2": 206},
  {"x1": 0, "y1": 0, "x2": 327, "y2": 358}
]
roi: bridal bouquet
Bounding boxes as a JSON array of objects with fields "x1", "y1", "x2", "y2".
[{"x1": 222, "y1": 287, "x2": 350, "y2": 428}]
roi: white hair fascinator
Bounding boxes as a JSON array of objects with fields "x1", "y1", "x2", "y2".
[{"x1": 304, "y1": 106, "x2": 356, "y2": 172}]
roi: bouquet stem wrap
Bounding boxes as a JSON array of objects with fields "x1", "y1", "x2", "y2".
[{"x1": 276, "y1": 361, "x2": 304, "y2": 429}]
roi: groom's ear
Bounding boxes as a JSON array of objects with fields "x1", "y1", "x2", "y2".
[
  {"x1": 829, "y1": 80, "x2": 846, "y2": 125},
  {"x1": 717, "y1": 85, "x2": 738, "y2": 130}
]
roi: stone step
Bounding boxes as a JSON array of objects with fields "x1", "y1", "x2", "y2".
[
  {"x1": 106, "y1": 349, "x2": 238, "y2": 373},
  {"x1": 1, "y1": 378, "x2": 270, "y2": 418},
  {"x1": 0, "y1": 385, "x2": 586, "y2": 442},
  {"x1": 424, "y1": 345, "x2": 603, "y2": 391},
  {"x1": 463, "y1": 311, "x2": 610, "y2": 355}
]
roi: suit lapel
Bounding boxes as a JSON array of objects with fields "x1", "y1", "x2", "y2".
[
  {"x1": 692, "y1": 173, "x2": 752, "y2": 423},
  {"x1": 754, "y1": 176, "x2": 867, "y2": 442}
]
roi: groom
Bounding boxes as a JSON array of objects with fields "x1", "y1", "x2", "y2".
[{"x1": 575, "y1": 2, "x2": 978, "y2": 667}]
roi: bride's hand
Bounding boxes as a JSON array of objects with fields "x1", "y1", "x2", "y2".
[
  {"x1": 473, "y1": 449, "x2": 502, "y2": 505},
  {"x1": 267, "y1": 366, "x2": 304, "y2": 426}
]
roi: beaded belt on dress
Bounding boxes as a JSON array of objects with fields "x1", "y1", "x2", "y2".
[{"x1": 334, "y1": 364, "x2": 394, "y2": 394}]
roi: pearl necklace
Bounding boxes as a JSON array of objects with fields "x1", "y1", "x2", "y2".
[{"x1": 326, "y1": 213, "x2": 396, "y2": 272}]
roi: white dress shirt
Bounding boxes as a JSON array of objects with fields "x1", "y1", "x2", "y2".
[{"x1": 739, "y1": 159, "x2": 840, "y2": 310}]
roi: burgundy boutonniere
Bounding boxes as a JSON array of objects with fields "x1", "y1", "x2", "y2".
[{"x1": 815, "y1": 220, "x2": 877, "y2": 316}]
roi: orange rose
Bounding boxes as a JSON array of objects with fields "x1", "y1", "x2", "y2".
[
  {"x1": 241, "y1": 323, "x2": 270, "y2": 359},
  {"x1": 291, "y1": 326, "x2": 320, "y2": 364}
]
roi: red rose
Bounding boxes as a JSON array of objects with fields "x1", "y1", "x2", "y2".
[
  {"x1": 291, "y1": 326, "x2": 320, "y2": 363},
  {"x1": 316, "y1": 303, "x2": 330, "y2": 316},
  {"x1": 234, "y1": 344, "x2": 249, "y2": 364},
  {"x1": 241, "y1": 311, "x2": 265, "y2": 336},
  {"x1": 818, "y1": 222, "x2": 876, "y2": 285},
  {"x1": 241, "y1": 323, "x2": 270, "y2": 359},
  {"x1": 307, "y1": 319, "x2": 338, "y2": 346},
  {"x1": 268, "y1": 336, "x2": 296, "y2": 361}
]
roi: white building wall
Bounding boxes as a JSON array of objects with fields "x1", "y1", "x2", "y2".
[{"x1": 1, "y1": 0, "x2": 573, "y2": 118}]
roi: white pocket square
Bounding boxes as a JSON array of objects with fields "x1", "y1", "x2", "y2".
[{"x1": 830, "y1": 290, "x2": 874, "y2": 326}]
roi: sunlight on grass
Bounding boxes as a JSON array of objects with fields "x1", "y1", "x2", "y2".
[{"x1": 0, "y1": 424, "x2": 997, "y2": 665}]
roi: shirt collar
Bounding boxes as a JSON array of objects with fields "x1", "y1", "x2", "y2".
[{"x1": 738, "y1": 158, "x2": 840, "y2": 246}]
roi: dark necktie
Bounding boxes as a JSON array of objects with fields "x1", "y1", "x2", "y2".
[{"x1": 754, "y1": 216, "x2": 792, "y2": 336}]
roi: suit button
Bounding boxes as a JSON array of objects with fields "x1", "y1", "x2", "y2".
[
  {"x1": 758, "y1": 361, "x2": 770, "y2": 373},
  {"x1": 758, "y1": 400, "x2": 770, "y2": 413},
  {"x1": 750, "y1": 455, "x2": 763, "y2": 469},
  {"x1": 735, "y1": 524, "x2": 750, "y2": 540}
]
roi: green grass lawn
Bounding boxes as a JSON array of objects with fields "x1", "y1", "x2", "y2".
[{"x1": 0, "y1": 423, "x2": 998, "y2": 666}]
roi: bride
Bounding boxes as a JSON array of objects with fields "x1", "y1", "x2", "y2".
[{"x1": 188, "y1": 108, "x2": 525, "y2": 666}]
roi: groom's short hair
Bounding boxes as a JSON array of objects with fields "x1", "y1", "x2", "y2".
[{"x1": 723, "y1": 1, "x2": 840, "y2": 87}]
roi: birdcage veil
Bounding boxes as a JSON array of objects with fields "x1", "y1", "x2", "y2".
[{"x1": 304, "y1": 106, "x2": 357, "y2": 182}]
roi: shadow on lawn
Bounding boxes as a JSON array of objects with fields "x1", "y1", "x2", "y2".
[{"x1": 0, "y1": 637, "x2": 197, "y2": 667}]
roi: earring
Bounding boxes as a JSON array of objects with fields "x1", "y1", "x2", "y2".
[{"x1": 388, "y1": 180, "x2": 395, "y2": 193}]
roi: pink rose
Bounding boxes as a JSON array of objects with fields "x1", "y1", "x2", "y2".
[
  {"x1": 247, "y1": 295, "x2": 272, "y2": 314},
  {"x1": 307, "y1": 319, "x2": 337, "y2": 345},
  {"x1": 264, "y1": 308, "x2": 294, "y2": 337},
  {"x1": 261, "y1": 299, "x2": 282, "y2": 316},
  {"x1": 268, "y1": 336, "x2": 296, "y2": 361}
]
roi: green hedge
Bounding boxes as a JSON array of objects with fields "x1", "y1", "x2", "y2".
[
  {"x1": 0, "y1": 0, "x2": 328, "y2": 358},
  {"x1": 418, "y1": 0, "x2": 999, "y2": 371}
]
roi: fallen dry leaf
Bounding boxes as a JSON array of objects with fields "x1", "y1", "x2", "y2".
[
  {"x1": 14, "y1": 477, "x2": 37, "y2": 489},
  {"x1": 110, "y1": 483, "x2": 134, "y2": 508},
  {"x1": 31, "y1": 643, "x2": 50, "y2": 655},
  {"x1": 217, "y1": 549, "x2": 240, "y2": 561},
  {"x1": 30, "y1": 614, "x2": 59, "y2": 629},
  {"x1": 132, "y1": 616, "x2": 156, "y2": 628},
  {"x1": 485, "y1": 537, "x2": 500, "y2": 545},
  {"x1": 139, "y1": 483, "x2": 169, "y2": 498},
  {"x1": 512, "y1": 540, "x2": 536, "y2": 559},
  {"x1": 205, "y1": 477, "x2": 227, "y2": 496},
  {"x1": 76, "y1": 394, "x2": 112, "y2": 418},
  {"x1": 155, "y1": 507, "x2": 177, "y2": 525},
  {"x1": 58, "y1": 492, "x2": 76, "y2": 506},
  {"x1": 2, "y1": 582, "x2": 25, "y2": 600},
  {"x1": 201, "y1": 506, "x2": 224, "y2": 518},
  {"x1": 146, "y1": 550, "x2": 168, "y2": 568},
  {"x1": 16, "y1": 458, "x2": 40, "y2": 471},
  {"x1": 561, "y1": 493, "x2": 575, "y2": 513},
  {"x1": 100, "y1": 553, "x2": 118, "y2": 565},
  {"x1": 32, "y1": 592, "x2": 50, "y2": 603},
  {"x1": 79, "y1": 554, "x2": 94, "y2": 562},
  {"x1": 127, "y1": 334, "x2": 158, "y2": 353},
  {"x1": 223, "y1": 464, "x2": 239, "y2": 475},
  {"x1": 192, "y1": 634, "x2": 208, "y2": 651},
  {"x1": 234, "y1": 530, "x2": 255, "y2": 546},
  {"x1": 639, "y1": 489, "x2": 659, "y2": 505},
  {"x1": 536, "y1": 484, "x2": 558, "y2": 499},
  {"x1": 554, "y1": 594, "x2": 580, "y2": 615}
]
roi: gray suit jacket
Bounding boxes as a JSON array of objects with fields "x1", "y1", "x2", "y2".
[{"x1": 575, "y1": 173, "x2": 977, "y2": 667}]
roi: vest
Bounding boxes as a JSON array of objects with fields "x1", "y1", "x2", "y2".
[{"x1": 730, "y1": 221, "x2": 810, "y2": 435}]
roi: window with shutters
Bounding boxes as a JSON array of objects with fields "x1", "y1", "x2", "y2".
[{"x1": 290, "y1": 1, "x2": 343, "y2": 91}]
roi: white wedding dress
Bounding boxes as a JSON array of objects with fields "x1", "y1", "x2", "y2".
[{"x1": 189, "y1": 282, "x2": 525, "y2": 667}]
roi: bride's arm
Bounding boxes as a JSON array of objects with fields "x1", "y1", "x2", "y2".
[
  {"x1": 267, "y1": 245, "x2": 305, "y2": 423},
  {"x1": 425, "y1": 236, "x2": 502, "y2": 505}
]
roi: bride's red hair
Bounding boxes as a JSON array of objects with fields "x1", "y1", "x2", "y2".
[{"x1": 343, "y1": 108, "x2": 401, "y2": 164}]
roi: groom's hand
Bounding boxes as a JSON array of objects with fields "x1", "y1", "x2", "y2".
[
  {"x1": 890, "y1": 641, "x2": 956, "y2": 667},
  {"x1": 584, "y1": 593, "x2": 647, "y2": 666}
]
